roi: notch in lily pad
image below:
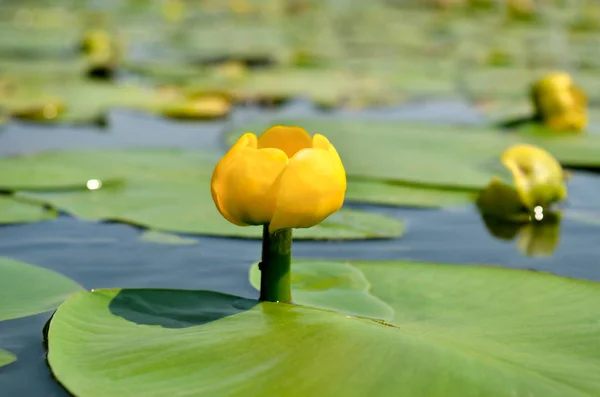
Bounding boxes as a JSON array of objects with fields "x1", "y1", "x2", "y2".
[{"x1": 211, "y1": 125, "x2": 347, "y2": 303}]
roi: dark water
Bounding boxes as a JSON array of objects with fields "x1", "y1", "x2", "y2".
[{"x1": 0, "y1": 101, "x2": 599, "y2": 396}]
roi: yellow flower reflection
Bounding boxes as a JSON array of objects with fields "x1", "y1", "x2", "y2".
[
  {"x1": 211, "y1": 125, "x2": 347, "y2": 233},
  {"x1": 480, "y1": 211, "x2": 561, "y2": 257},
  {"x1": 531, "y1": 72, "x2": 588, "y2": 132}
]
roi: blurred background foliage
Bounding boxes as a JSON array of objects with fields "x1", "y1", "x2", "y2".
[{"x1": 1, "y1": 0, "x2": 599, "y2": 124}]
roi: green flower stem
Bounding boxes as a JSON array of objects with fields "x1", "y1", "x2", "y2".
[{"x1": 259, "y1": 225, "x2": 292, "y2": 303}]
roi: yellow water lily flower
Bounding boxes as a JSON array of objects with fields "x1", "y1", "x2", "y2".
[
  {"x1": 507, "y1": 0, "x2": 536, "y2": 20},
  {"x1": 531, "y1": 72, "x2": 588, "y2": 132},
  {"x1": 13, "y1": 99, "x2": 66, "y2": 121},
  {"x1": 161, "y1": 95, "x2": 231, "y2": 120},
  {"x1": 477, "y1": 144, "x2": 566, "y2": 220},
  {"x1": 502, "y1": 144, "x2": 566, "y2": 210},
  {"x1": 81, "y1": 29, "x2": 111, "y2": 55},
  {"x1": 162, "y1": 0, "x2": 184, "y2": 23},
  {"x1": 211, "y1": 125, "x2": 347, "y2": 233},
  {"x1": 214, "y1": 61, "x2": 247, "y2": 82}
]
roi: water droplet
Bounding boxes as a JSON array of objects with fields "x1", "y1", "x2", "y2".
[{"x1": 86, "y1": 179, "x2": 102, "y2": 190}]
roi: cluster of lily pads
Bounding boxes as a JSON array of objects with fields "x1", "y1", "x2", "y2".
[
  {"x1": 2, "y1": 0, "x2": 600, "y2": 125},
  {"x1": 2, "y1": 0, "x2": 600, "y2": 396}
]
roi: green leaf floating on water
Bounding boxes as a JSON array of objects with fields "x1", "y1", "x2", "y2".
[
  {"x1": 0, "y1": 257, "x2": 83, "y2": 369},
  {"x1": 20, "y1": 181, "x2": 403, "y2": 240},
  {"x1": 0, "y1": 195, "x2": 56, "y2": 224},
  {"x1": 0, "y1": 258, "x2": 83, "y2": 322},
  {"x1": 139, "y1": 230, "x2": 198, "y2": 245},
  {"x1": 2, "y1": 78, "x2": 168, "y2": 125},
  {"x1": 346, "y1": 178, "x2": 474, "y2": 208},
  {"x1": 47, "y1": 260, "x2": 600, "y2": 397},
  {"x1": 5, "y1": 149, "x2": 402, "y2": 239}
]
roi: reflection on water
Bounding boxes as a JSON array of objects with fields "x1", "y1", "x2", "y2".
[{"x1": 480, "y1": 211, "x2": 561, "y2": 258}]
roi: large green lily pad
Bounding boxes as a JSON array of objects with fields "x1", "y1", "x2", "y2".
[
  {"x1": 0, "y1": 195, "x2": 56, "y2": 224},
  {"x1": 20, "y1": 180, "x2": 403, "y2": 240},
  {"x1": 227, "y1": 118, "x2": 600, "y2": 190},
  {"x1": 0, "y1": 257, "x2": 83, "y2": 369},
  {"x1": 47, "y1": 259, "x2": 600, "y2": 396},
  {"x1": 6, "y1": 149, "x2": 402, "y2": 239}
]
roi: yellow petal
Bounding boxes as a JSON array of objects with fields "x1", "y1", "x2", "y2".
[
  {"x1": 546, "y1": 110, "x2": 587, "y2": 132},
  {"x1": 212, "y1": 134, "x2": 288, "y2": 226},
  {"x1": 501, "y1": 144, "x2": 567, "y2": 210},
  {"x1": 268, "y1": 145, "x2": 347, "y2": 233},
  {"x1": 572, "y1": 86, "x2": 588, "y2": 109},
  {"x1": 257, "y1": 125, "x2": 313, "y2": 158},
  {"x1": 312, "y1": 134, "x2": 346, "y2": 172},
  {"x1": 211, "y1": 133, "x2": 257, "y2": 226}
]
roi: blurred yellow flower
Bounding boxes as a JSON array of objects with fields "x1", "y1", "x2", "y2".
[
  {"x1": 507, "y1": 0, "x2": 536, "y2": 20},
  {"x1": 13, "y1": 98, "x2": 65, "y2": 121},
  {"x1": 477, "y1": 144, "x2": 566, "y2": 220},
  {"x1": 161, "y1": 95, "x2": 231, "y2": 120},
  {"x1": 215, "y1": 61, "x2": 247, "y2": 82},
  {"x1": 502, "y1": 144, "x2": 567, "y2": 210},
  {"x1": 228, "y1": 0, "x2": 253, "y2": 14},
  {"x1": 531, "y1": 72, "x2": 588, "y2": 132},
  {"x1": 81, "y1": 29, "x2": 111, "y2": 55},
  {"x1": 211, "y1": 126, "x2": 347, "y2": 233},
  {"x1": 162, "y1": 0, "x2": 184, "y2": 23}
]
